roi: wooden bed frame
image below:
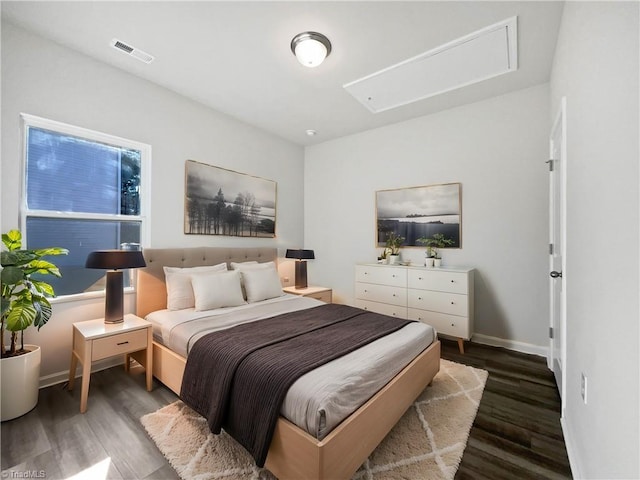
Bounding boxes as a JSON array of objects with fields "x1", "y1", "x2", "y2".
[{"x1": 133, "y1": 247, "x2": 441, "y2": 480}]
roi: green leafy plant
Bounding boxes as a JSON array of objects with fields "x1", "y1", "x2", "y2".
[
  {"x1": 417, "y1": 233, "x2": 454, "y2": 259},
  {"x1": 385, "y1": 232, "x2": 405, "y2": 255},
  {"x1": 1, "y1": 230, "x2": 68, "y2": 358}
]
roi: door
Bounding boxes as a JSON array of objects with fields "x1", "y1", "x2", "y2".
[{"x1": 549, "y1": 97, "x2": 567, "y2": 412}]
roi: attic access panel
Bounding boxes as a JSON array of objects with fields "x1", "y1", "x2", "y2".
[{"x1": 344, "y1": 17, "x2": 518, "y2": 113}]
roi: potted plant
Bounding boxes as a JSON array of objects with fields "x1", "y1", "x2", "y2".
[
  {"x1": 417, "y1": 233, "x2": 454, "y2": 267},
  {"x1": 1, "y1": 229, "x2": 67, "y2": 420},
  {"x1": 385, "y1": 232, "x2": 404, "y2": 265}
]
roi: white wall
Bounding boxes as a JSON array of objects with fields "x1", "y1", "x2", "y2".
[
  {"x1": 549, "y1": 3, "x2": 639, "y2": 478},
  {"x1": 305, "y1": 84, "x2": 550, "y2": 350},
  {"x1": 1, "y1": 21, "x2": 305, "y2": 381}
]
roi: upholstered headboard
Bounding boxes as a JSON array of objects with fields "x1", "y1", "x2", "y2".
[{"x1": 136, "y1": 247, "x2": 278, "y2": 318}]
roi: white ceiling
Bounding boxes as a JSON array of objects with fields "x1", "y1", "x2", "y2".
[{"x1": 1, "y1": 1, "x2": 564, "y2": 146}]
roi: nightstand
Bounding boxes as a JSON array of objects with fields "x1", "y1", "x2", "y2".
[
  {"x1": 283, "y1": 286, "x2": 332, "y2": 303},
  {"x1": 68, "y1": 314, "x2": 153, "y2": 413}
]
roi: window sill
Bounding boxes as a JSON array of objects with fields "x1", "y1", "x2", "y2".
[{"x1": 49, "y1": 287, "x2": 137, "y2": 305}]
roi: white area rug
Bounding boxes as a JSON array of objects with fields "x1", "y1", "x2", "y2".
[{"x1": 141, "y1": 359, "x2": 487, "y2": 480}]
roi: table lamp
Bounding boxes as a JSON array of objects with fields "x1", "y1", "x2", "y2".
[
  {"x1": 85, "y1": 250, "x2": 146, "y2": 324},
  {"x1": 285, "y1": 249, "x2": 315, "y2": 289}
]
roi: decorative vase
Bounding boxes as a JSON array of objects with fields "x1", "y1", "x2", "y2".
[
  {"x1": 434, "y1": 258, "x2": 442, "y2": 268},
  {"x1": 388, "y1": 254, "x2": 399, "y2": 265},
  {"x1": 1, "y1": 344, "x2": 41, "y2": 421},
  {"x1": 425, "y1": 257, "x2": 434, "y2": 267}
]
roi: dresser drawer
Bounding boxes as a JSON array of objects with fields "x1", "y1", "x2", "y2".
[
  {"x1": 92, "y1": 328, "x2": 148, "y2": 361},
  {"x1": 355, "y1": 282, "x2": 407, "y2": 307},
  {"x1": 408, "y1": 269, "x2": 468, "y2": 294},
  {"x1": 355, "y1": 299, "x2": 408, "y2": 319},
  {"x1": 408, "y1": 289, "x2": 468, "y2": 316},
  {"x1": 355, "y1": 265, "x2": 406, "y2": 288},
  {"x1": 408, "y1": 309, "x2": 470, "y2": 339}
]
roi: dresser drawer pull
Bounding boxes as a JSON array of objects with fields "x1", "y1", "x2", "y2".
[
  {"x1": 392, "y1": 294, "x2": 396, "y2": 297},
  {"x1": 451, "y1": 323, "x2": 455, "y2": 327},
  {"x1": 418, "y1": 297, "x2": 422, "y2": 300},
  {"x1": 451, "y1": 280, "x2": 455, "y2": 283},
  {"x1": 418, "y1": 277, "x2": 423, "y2": 280},
  {"x1": 117, "y1": 341, "x2": 129, "y2": 346},
  {"x1": 451, "y1": 301, "x2": 455, "y2": 305},
  {"x1": 392, "y1": 274, "x2": 396, "y2": 278}
]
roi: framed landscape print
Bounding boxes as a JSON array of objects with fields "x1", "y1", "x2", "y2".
[
  {"x1": 376, "y1": 182, "x2": 461, "y2": 248},
  {"x1": 184, "y1": 160, "x2": 276, "y2": 237}
]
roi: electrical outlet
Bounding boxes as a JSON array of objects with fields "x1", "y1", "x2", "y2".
[{"x1": 581, "y1": 373, "x2": 588, "y2": 404}]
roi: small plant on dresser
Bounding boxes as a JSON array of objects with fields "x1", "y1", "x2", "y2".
[{"x1": 417, "y1": 233, "x2": 454, "y2": 267}]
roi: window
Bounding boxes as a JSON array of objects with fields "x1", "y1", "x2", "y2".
[{"x1": 21, "y1": 114, "x2": 150, "y2": 297}]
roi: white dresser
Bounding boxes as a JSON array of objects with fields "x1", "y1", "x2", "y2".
[{"x1": 355, "y1": 263, "x2": 474, "y2": 353}]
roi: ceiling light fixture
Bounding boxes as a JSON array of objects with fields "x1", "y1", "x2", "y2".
[
  {"x1": 291, "y1": 31, "x2": 332, "y2": 68},
  {"x1": 306, "y1": 129, "x2": 317, "y2": 136}
]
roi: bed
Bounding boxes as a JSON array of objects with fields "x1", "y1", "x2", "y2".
[{"x1": 134, "y1": 247, "x2": 441, "y2": 480}]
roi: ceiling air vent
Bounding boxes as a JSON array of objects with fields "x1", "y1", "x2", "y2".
[
  {"x1": 344, "y1": 17, "x2": 518, "y2": 113},
  {"x1": 110, "y1": 38, "x2": 155, "y2": 64}
]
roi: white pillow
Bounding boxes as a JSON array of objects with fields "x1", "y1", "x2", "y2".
[
  {"x1": 231, "y1": 261, "x2": 276, "y2": 271},
  {"x1": 164, "y1": 263, "x2": 227, "y2": 310},
  {"x1": 240, "y1": 264, "x2": 284, "y2": 303},
  {"x1": 191, "y1": 270, "x2": 246, "y2": 311},
  {"x1": 229, "y1": 261, "x2": 259, "y2": 270}
]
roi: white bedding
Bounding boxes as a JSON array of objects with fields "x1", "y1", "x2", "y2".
[{"x1": 147, "y1": 294, "x2": 436, "y2": 439}]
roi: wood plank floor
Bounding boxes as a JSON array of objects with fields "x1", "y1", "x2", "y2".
[
  {"x1": 441, "y1": 339, "x2": 572, "y2": 480},
  {"x1": 1, "y1": 339, "x2": 572, "y2": 479}
]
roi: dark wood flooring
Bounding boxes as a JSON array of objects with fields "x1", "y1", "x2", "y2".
[
  {"x1": 441, "y1": 339, "x2": 572, "y2": 480},
  {"x1": 1, "y1": 339, "x2": 572, "y2": 479}
]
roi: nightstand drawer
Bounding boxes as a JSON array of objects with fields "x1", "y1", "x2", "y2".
[
  {"x1": 92, "y1": 328, "x2": 148, "y2": 361},
  {"x1": 308, "y1": 290, "x2": 332, "y2": 303}
]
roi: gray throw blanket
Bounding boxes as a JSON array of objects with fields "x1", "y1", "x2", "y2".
[{"x1": 180, "y1": 303, "x2": 412, "y2": 467}]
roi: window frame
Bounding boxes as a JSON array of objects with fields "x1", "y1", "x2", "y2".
[{"x1": 20, "y1": 113, "x2": 152, "y2": 301}]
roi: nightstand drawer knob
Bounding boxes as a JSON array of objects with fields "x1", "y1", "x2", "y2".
[{"x1": 117, "y1": 341, "x2": 129, "y2": 346}]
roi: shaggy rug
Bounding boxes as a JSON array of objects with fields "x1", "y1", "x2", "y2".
[{"x1": 141, "y1": 359, "x2": 487, "y2": 480}]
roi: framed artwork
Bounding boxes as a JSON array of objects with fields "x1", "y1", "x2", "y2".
[
  {"x1": 376, "y1": 182, "x2": 461, "y2": 248},
  {"x1": 184, "y1": 160, "x2": 276, "y2": 237}
]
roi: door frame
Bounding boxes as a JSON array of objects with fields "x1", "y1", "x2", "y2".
[{"x1": 549, "y1": 96, "x2": 567, "y2": 414}]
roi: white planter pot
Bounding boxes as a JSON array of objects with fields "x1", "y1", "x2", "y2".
[
  {"x1": 424, "y1": 257, "x2": 434, "y2": 267},
  {"x1": 434, "y1": 258, "x2": 442, "y2": 267},
  {"x1": 388, "y1": 255, "x2": 399, "y2": 265},
  {"x1": 1, "y1": 344, "x2": 41, "y2": 421}
]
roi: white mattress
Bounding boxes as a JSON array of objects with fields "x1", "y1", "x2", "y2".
[{"x1": 147, "y1": 294, "x2": 435, "y2": 439}]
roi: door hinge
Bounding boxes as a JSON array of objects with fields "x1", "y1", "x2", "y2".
[
  {"x1": 549, "y1": 243, "x2": 554, "y2": 255},
  {"x1": 549, "y1": 327, "x2": 554, "y2": 339},
  {"x1": 546, "y1": 159, "x2": 554, "y2": 171}
]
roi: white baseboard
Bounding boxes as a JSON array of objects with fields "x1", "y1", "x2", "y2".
[
  {"x1": 561, "y1": 416, "x2": 580, "y2": 479},
  {"x1": 39, "y1": 357, "x2": 124, "y2": 389},
  {"x1": 471, "y1": 333, "x2": 548, "y2": 358}
]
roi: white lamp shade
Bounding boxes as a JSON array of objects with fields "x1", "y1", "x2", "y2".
[{"x1": 294, "y1": 38, "x2": 328, "y2": 67}]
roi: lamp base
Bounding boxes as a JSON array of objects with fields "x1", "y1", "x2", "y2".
[
  {"x1": 104, "y1": 270, "x2": 124, "y2": 324},
  {"x1": 294, "y1": 261, "x2": 308, "y2": 289}
]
